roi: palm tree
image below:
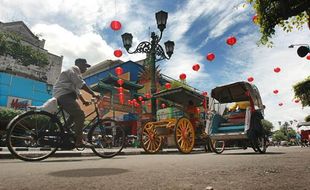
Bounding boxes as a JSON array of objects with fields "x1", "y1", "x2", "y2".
[{"x1": 293, "y1": 75, "x2": 310, "y2": 107}]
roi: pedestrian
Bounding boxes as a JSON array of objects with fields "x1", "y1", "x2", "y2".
[{"x1": 53, "y1": 58, "x2": 100, "y2": 148}]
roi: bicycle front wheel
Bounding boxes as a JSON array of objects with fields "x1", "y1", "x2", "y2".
[
  {"x1": 6, "y1": 111, "x2": 62, "y2": 161},
  {"x1": 88, "y1": 118, "x2": 125, "y2": 158}
]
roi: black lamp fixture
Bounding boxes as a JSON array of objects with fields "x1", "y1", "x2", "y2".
[
  {"x1": 288, "y1": 44, "x2": 310, "y2": 58},
  {"x1": 121, "y1": 10, "x2": 174, "y2": 121}
]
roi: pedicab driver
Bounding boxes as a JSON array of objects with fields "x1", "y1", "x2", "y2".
[{"x1": 53, "y1": 58, "x2": 100, "y2": 148}]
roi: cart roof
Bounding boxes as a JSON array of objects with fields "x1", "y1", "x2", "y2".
[
  {"x1": 153, "y1": 87, "x2": 205, "y2": 106},
  {"x1": 297, "y1": 122, "x2": 310, "y2": 128},
  {"x1": 211, "y1": 81, "x2": 263, "y2": 107}
]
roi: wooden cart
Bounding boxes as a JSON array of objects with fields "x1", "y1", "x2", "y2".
[{"x1": 141, "y1": 87, "x2": 208, "y2": 154}]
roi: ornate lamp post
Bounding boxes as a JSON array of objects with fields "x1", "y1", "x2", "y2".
[
  {"x1": 288, "y1": 44, "x2": 310, "y2": 57},
  {"x1": 121, "y1": 10, "x2": 175, "y2": 121}
]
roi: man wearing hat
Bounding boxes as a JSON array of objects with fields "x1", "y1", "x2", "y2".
[{"x1": 53, "y1": 58, "x2": 99, "y2": 148}]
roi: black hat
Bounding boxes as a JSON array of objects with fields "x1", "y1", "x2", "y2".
[{"x1": 75, "y1": 58, "x2": 91, "y2": 67}]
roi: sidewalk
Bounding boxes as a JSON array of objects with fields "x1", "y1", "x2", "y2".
[{"x1": 0, "y1": 147, "x2": 206, "y2": 159}]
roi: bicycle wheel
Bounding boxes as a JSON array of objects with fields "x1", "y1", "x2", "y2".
[
  {"x1": 88, "y1": 118, "x2": 125, "y2": 158},
  {"x1": 6, "y1": 111, "x2": 62, "y2": 161},
  {"x1": 211, "y1": 140, "x2": 225, "y2": 154}
]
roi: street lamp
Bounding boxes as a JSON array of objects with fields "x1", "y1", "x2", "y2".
[
  {"x1": 288, "y1": 44, "x2": 310, "y2": 57},
  {"x1": 121, "y1": 10, "x2": 175, "y2": 121}
]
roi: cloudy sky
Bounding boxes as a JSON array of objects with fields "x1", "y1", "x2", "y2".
[{"x1": 0, "y1": 0, "x2": 309, "y2": 129}]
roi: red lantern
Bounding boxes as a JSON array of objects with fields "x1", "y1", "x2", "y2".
[
  {"x1": 115, "y1": 67, "x2": 123, "y2": 76},
  {"x1": 138, "y1": 96, "x2": 143, "y2": 101},
  {"x1": 274, "y1": 67, "x2": 281, "y2": 73},
  {"x1": 273, "y1": 89, "x2": 279, "y2": 94},
  {"x1": 192, "y1": 64, "x2": 200, "y2": 71},
  {"x1": 179, "y1": 73, "x2": 186, "y2": 80},
  {"x1": 196, "y1": 108, "x2": 200, "y2": 112},
  {"x1": 145, "y1": 93, "x2": 151, "y2": 99},
  {"x1": 165, "y1": 83, "x2": 171, "y2": 89},
  {"x1": 118, "y1": 87, "x2": 124, "y2": 93},
  {"x1": 252, "y1": 15, "x2": 258, "y2": 23},
  {"x1": 279, "y1": 103, "x2": 283, "y2": 106},
  {"x1": 141, "y1": 100, "x2": 145, "y2": 105},
  {"x1": 294, "y1": 99, "x2": 300, "y2": 103},
  {"x1": 132, "y1": 99, "x2": 137, "y2": 103},
  {"x1": 206, "y1": 53, "x2": 215, "y2": 61},
  {"x1": 147, "y1": 103, "x2": 151, "y2": 108},
  {"x1": 128, "y1": 100, "x2": 132, "y2": 105},
  {"x1": 306, "y1": 55, "x2": 310, "y2": 60},
  {"x1": 247, "y1": 77, "x2": 254, "y2": 82},
  {"x1": 226, "y1": 36, "x2": 237, "y2": 46},
  {"x1": 117, "y1": 79, "x2": 124, "y2": 86},
  {"x1": 202, "y1": 91, "x2": 208, "y2": 96},
  {"x1": 114, "y1": 49, "x2": 122, "y2": 58},
  {"x1": 110, "y1": 20, "x2": 122, "y2": 31},
  {"x1": 161, "y1": 103, "x2": 166, "y2": 108}
]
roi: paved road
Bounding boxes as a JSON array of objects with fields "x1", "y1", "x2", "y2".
[{"x1": 0, "y1": 147, "x2": 309, "y2": 190}]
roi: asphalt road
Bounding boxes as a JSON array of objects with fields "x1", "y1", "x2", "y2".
[{"x1": 0, "y1": 147, "x2": 309, "y2": 190}]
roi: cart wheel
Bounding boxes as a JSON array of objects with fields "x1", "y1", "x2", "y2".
[
  {"x1": 211, "y1": 140, "x2": 225, "y2": 154},
  {"x1": 174, "y1": 117, "x2": 195, "y2": 154},
  {"x1": 254, "y1": 136, "x2": 267, "y2": 154},
  {"x1": 141, "y1": 122, "x2": 163, "y2": 154}
]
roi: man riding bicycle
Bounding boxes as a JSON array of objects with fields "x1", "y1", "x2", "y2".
[{"x1": 53, "y1": 58, "x2": 100, "y2": 148}]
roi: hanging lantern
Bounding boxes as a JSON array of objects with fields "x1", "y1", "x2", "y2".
[
  {"x1": 110, "y1": 20, "x2": 122, "y2": 31},
  {"x1": 128, "y1": 100, "x2": 132, "y2": 105},
  {"x1": 117, "y1": 79, "x2": 124, "y2": 86},
  {"x1": 119, "y1": 93, "x2": 124, "y2": 104},
  {"x1": 279, "y1": 103, "x2": 283, "y2": 106},
  {"x1": 145, "y1": 93, "x2": 151, "y2": 99},
  {"x1": 114, "y1": 49, "x2": 122, "y2": 58},
  {"x1": 138, "y1": 96, "x2": 143, "y2": 101},
  {"x1": 141, "y1": 100, "x2": 145, "y2": 105},
  {"x1": 165, "y1": 83, "x2": 171, "y2": 89},
  {"x1": 226, "y1": 36, "x2": 237, "y2": 46},
  {"x1": 118, "y1": 87, "x2": 124, "y2": 93},
  {"x1": 206, "y1": 53, "x2": 215, "y2": 61},
  {"x1": 306, "y1": 55, "x2": 310, "y2": 60},
  {"x1": 273, "y1": 89, "x2": 279, "y2": 94},
  {"x1": 179, "y1": 73, "x2": 186, "y2": 80},
  {"x1": 196, "y1": 108, "x2": 200, "y2": 112},
  {"x1": 247, "y1": 77, "x2": 254, "y2": 82},
  {"x1": 132, "y1": 99, "x2": 137, "y2": 103},
  {"x1": 192, "y1": 64, "x2": 200, "y2": 71},
  {"x1": 161, "y1": 103, "x2": 166, "y2": 108},
  {"x1": 115, "y1": 67, "x2": 123, "y2": 76},
  {"x1": 252, "y1": 15, "x2": 258, "y2": 24},
  {"x1": 294, "y1": 99, "x2": 300, "y2": 103},
  {"x1": 274, "y1": 67, "x2": 281, "y2": 73},
  {"x1": 202, "y1": 91, "x2": 208, "y2": 96}
]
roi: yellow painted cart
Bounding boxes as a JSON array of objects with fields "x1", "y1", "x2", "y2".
[{"x1": 141, "y1": 87, "x2": 208, "y2": 154}]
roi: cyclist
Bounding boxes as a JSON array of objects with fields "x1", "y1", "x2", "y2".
[{"x1": 53, "y1": 58, "x2": 100, "y2": 148}]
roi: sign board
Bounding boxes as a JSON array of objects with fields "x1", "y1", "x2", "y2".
[{"x1": 7, "y1": 96, "x2": 32, "y2": 110}]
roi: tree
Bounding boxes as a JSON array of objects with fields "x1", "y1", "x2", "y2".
[
  {"x1": 305, "y1": 115, "x2": 310, "y2": 122},
  {"x1": 293, "y1": 75, "x2": 310, "y2": 107},
  {"x1": 248, "y1": 0, "x2": 310, "y2": 46},
  {"x1": 272, "y1": 130, "x2": 287, "y2": 141},
  {"x1": 261, "y1": 119, "x2": 274, "y2": 136}
]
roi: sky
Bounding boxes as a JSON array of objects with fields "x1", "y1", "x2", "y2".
[{"x1": 0, "y1": 0, "x2": 309, "y2": 130}]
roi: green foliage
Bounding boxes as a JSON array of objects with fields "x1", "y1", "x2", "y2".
[
  {"x1": 272, "y1": 130, "x2": 287, "y2": 141},
  {"x1": 0, "y1": 32, "x2": 49, "y2": 67},
  {"x1": 293, "y1": 75, "x2": 310, "y2": 107},
  {"x1": 248, "y1": 0, "x2": 309, "y2": 46},
  {"x1": 305, "y1": 115, "x2": 310, "y2": 122},
  {"x1": 261, "y1": 119, "x2": 274, "y2": 136},
  {"x1": 0, "y1": 108, "x2": 23, "y2": 130}
]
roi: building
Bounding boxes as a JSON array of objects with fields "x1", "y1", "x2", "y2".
[{"x1": 0, "y1": 21, "x2": 63, "y2": 109}]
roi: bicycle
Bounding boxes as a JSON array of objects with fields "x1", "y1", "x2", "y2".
[{"x1": 6, "y1": 98, "x2": 125, "y2": 161}]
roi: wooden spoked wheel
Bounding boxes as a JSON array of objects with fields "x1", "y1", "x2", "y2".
[
  {"x1": 174, "y1": 117, "x2": 195, "y2": 154},
  {"x1": 141, "y1": 122, "x2": 163, "y2": 154}
]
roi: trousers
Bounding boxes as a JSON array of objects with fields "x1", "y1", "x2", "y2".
[{"x1": 57, "y1": 93, "x2": 85, "y2": 143}]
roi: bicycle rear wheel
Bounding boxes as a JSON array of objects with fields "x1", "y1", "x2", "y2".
[
  {"x1": 6, "y1": 111, "x2": 61, "y2": 161},
  {"x1": 88, "y1": 118, "x2": 125, "y2": 158}
]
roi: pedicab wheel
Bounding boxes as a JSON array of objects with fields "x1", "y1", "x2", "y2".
[
  {"x1": 254, "y1": 136, "x2": 267, "y2": 154},
  {"x1": 141, "y1": 122, "x2": 163, "y2": 154},
  {"x1": 211, "y1": 140, "x2": 225, "y2": 154},
  {"x1": 174, "y1": 117, "x2": 195, "y2": 154}
]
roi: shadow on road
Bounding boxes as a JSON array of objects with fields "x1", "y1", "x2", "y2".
[
  {"x1": 219, "y1": 151, "x2": 285, "y2": 155},
  {"x1": 49, "y1": 168, "x2": 129, "y2": 177}
]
